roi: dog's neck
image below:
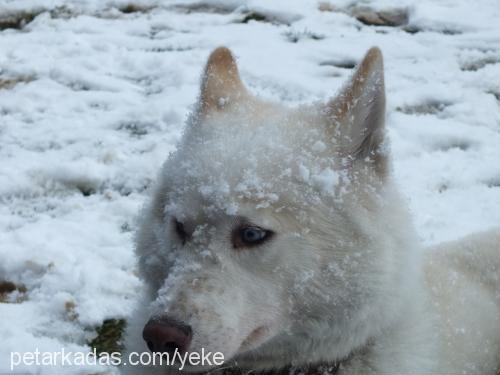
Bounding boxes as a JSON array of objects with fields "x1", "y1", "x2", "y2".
[
  {"x1": 217, "y1": 334, "x2": 369, "y2": 375},
  {"x1": 265, "y1": 363, "x2": 341, "y2": 375},
  {"x1": 217, "y1": 362, "x2": 342, "y2": 375}
]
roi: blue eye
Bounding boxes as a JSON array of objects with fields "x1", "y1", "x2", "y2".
[
  {"x1": 242, "y1": 227, "x2": 267, "y2": 243},
  {"x1": 233, "y1": 226, "x2": 273, "y2": 249}
]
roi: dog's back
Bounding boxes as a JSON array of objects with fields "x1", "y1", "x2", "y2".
[{"x1": 425, "y1": 229, "x2": 500, "y2": 374}]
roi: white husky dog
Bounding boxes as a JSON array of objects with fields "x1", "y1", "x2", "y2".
[{"x1": 124, "y1": 47, "x2": 500, "y2": 375}]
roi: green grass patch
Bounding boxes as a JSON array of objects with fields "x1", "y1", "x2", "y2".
[{"x1": 88, "y1": 319, "x2": 126, "y2": 356}]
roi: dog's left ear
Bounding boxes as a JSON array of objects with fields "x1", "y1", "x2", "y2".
[
  {"x1": 198, "y1": 47, "x2": 248, "y2": 117},
  {"x1": 325, "y1": 47, "x2": 386, "y2": 174}
]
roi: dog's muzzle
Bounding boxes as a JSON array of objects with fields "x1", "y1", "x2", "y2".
[{"x1": 142, "y1": 316, "x2": 192, "y2": 355}]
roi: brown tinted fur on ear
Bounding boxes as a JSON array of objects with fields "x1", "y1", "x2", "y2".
[
  {"x1": 327, "y1": 47, "x2": 387, "y2": 176},
  {"x1": 199, "y1": 47, "x2": 248, "y2": 116},
  {"x1": 330, "y1": 47, "x2": 384, "y2": 121}
]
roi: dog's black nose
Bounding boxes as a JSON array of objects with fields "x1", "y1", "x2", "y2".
[{"x1": 142, "y1": 317, "x2": 192, "y2": 355}]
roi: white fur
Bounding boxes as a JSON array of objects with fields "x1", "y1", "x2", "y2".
[{"x1": 123, "y1": 47, "x2": 500, "y2": 375}]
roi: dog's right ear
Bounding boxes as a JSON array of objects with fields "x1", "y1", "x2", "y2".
[{"x1": 198, "y1": 47, "x2": 248, "y2": 118}]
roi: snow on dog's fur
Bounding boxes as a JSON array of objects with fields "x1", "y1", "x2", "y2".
[{"x1": 124, "y1": 47, "x2": 500, "y2": 374}]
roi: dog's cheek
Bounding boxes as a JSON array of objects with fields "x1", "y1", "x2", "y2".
[
  {"x1": 136, "y1": 218, "x2": 176, "y2": 292},
  {"x1": 188, "y1": 317, "x2": 245, "y2": 360}
]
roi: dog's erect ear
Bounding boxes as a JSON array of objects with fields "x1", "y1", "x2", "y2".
[
  {"x1": 198, "y1": 47, "x2": 247, "y2": 117},
  {"x1": 326, "y1": 47, "x2": 386, "y2": 174}
]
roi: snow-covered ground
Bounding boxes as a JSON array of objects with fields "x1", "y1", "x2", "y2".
[{"x1": 1, "y1": 0, "x2": 500, "y2": 373}]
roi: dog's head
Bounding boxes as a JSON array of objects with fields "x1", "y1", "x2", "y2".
[{"x1": 135, "y1": 47, "x2": 417, "y2": 371}]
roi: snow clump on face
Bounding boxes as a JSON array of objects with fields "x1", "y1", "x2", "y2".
[{"x1": 160, "y1": 101, "x2": 353, "y2": 225}]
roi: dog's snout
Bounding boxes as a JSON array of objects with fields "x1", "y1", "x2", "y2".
[{"x1": 142, "y1": 317, "x2": 192, "y2": 355}]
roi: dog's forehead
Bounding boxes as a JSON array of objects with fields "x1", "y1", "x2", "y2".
[{"x1": 161, "y1": 104, "x2": 348, "y2": 220}]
